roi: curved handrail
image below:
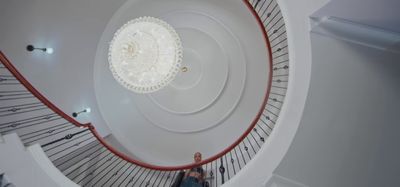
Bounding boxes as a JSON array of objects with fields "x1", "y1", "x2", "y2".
[
  {"x1": 0, "y1": 53, "x2": 90, "y2": 129},
  {"x1": 0, "y1": 0, "x2": 274, "y2": 171},
  {"x1": 90, "y1": 0, "x2": 274, "y2": 170}
]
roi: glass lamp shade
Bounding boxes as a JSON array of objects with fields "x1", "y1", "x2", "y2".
[{"x1": 108, "y1": 17, "x2": 183, "y2": 93}]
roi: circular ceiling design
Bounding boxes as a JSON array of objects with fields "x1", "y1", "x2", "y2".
[
  {"x1": 94, "y1": 0, "x2": 270, "y2": 164},
  {"x1": 133, "y1": 11, "x2": 246, "y2": 133},
  {"x1": 108, "y1": 17, "x2": 183, "y2": 93}
]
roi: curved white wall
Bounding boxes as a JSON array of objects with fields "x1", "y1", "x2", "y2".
[
  {"x1": 225, "y1": 0, "x2": 329, "y2": 186},
  {"x1": 0, "y1": 133, "x2": 78, "y2": 187},
  {"x1": 273, "y1": 31, "x2": 400, "y2": 187},
  {"x1": 275, "y1": 5, "x2": 400, "y2": 187},
  {"x1": 228, "y1": 1, "x2": 400, "y2": 186}
]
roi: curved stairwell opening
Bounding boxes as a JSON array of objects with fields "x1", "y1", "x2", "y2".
[{"x1": 0, "y1": 0, "x2": 290, "y2": 186}]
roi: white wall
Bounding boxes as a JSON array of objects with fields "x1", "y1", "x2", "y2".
[
  {"x1": 313, "y1": 0, "x2": 400, "y2": 33},
  {"x1": 0, "y1": 133, "x2": 79, "y2": 187},
  {"x1": 224, "y1": 0, "x2": 329, "y2": 186},
  {"x1": 0, "y1": 0, "x2": 127, "y2": 136},
  {"x1": 273, "y1": 33, "x2": 400, "y2": 187}
]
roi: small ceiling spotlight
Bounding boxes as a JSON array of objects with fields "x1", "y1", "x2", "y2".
[
  {"x1": 72, "y1": 108, "x2": 91, "y2": 118},
  {"x1": 26, "y1": 45, "x2": 54, "y2": 54}
]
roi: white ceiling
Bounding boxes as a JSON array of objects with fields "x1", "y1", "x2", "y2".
[
  {"x1": 0, "y1": 0, "x2": 270, "y2": 165},
  {"x1": 93, "y1": 0, "x2": 269, "y2": 165}
]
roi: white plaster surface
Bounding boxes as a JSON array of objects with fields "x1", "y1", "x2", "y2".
[
  {"x1": 0, "y1": 133, "x2": 79, "y2": 187},
  {"x1": 224, "y1": 0, "x2": 330, "y2": 186},
  {"x1": 93, "y1": 0, "x2": 269, "y2": 165},
  {"x1": 273, "y1": 31, "x2": 400, "y2": 187}
]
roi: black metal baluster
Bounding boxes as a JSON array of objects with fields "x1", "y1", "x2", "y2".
[
  {"x1": 267, "y1": 20, "x2": 285, "y2": 35},
  {"x1": 128, "y1": 167, "x2": 145, "y2": 186},
  {"x1": 139, "y1": 169, "x2": 153, "y2": 187},
  {"x1": 84, "y1": 155, "x2": 120, "y2": 186},
  {"x1": 117, "y1": 165, "x2": 138, "y2": 187},
  {"x1": 155, "y1": 171, "x2": 166, "y2": 187},
  {"x1": 224, "y1": 155, "x2": 231, "y2": 180},
  {"x1": 272, "y1": 46, "x2": 287, "y2": 57},
  {"x1": 75, "y1": 151, "x2": 113, "y2": 183},
  {"x1": 47, "y1": 135, "x2": 95, "y2": 159},
  {"x1": 272, "y1": 58, "x2": 288, "y2": 66},
  {"x1": 161, "y1": 171, "x2": 172, "y2": 187},
  {"x1": 272, "y1": 51, "x2": 289, "y2": 61},
  {"x1": 41, "y1": 128, "x2": 90, "y2": 148},
  {"x1": 55, "y1": 141, "x2": 101, "y2": 169},
  {"x1": 215, "y1": 160, "x2": 218, "y2": 187},
  {"x1": 271, "y1": 37, "x2": 288, "y2": 49},
  {"x1": 166, "y1": 171, "x2": 178, "y2": 187},
  {"x1": 238, "y1": 144, "x2": 248, "y2": 165},
  {"x1": 99, "y1": 160, "x2": 125, "y2": 186},
  {"x1": 229, "y1": 152, "x2": 237, "y2": 175},
  {"x1": 22, "y1": 123, "x2": 73, "y2": 144},
  {"x1": 20, "y1": 122, "x2": 71, "y2": 142},
  {"x1": 233, "y1": 147, "x2": 242, "y2": 170},
  {"x1": 0, "y1": 113, "x2": 57, "y2": 128},
  {"x1": 43, "y1": 131, "x2": 92, "y2": 155},
  {"x1": 264, "y1": 107, "x2": 278, "y2": 118},
  {"x1": 256, "y1": 0, "x2": 268, "y2": 13},
  {"x1": 92, "y1": 158, "x2": 123, "y2": 186},
  {"x1": 264, "y1": 4, "x2": 279, "y2": 27},
  {"x1": 254, "y1": 126, "x2": 267, "y2": 142},
  {"x1": 267, "y1": 101, "x2": 281, "y2": 111},
  {"x1": 260, "y1": 0, "x2": 274, "y2": 21},
  {"x1": 219, "y1": 157, "x2": 225, "y2": 184},
  {"x1": 0, "y1": 103, "x2": 47, "y2": 117},
  {"x1": 246, "y1": 137, "x2": 257, "y2": 155},
  {"x1": 268, "y1": 18, "x2": 284, "y2": 35},
  {"x1": 67, "y1": 148, "x2": 109, "y2": 179},
  {"x1": 100, "y1": 160, "x2": 126, "y2": 187},
  {"x1": 108, "y1": 161, "x2": 131, "y2": 186},
  {"x1": 254, "y1": 0, "x2": 261, "y2": 9},
  {"x1": 262, "y1": 113, "x2": 275, "y2": 128},
  {"x1": 145, "y1": 169, "x2": 157, "y2": 187},
  {"x1": 0, "y1": 91, "x2": 34, "y2": 101},
  {"x1": 208, "y1": 162, "x2": 214, "y2": 187},
  {"x1": 250, "y1": 130, "x2": 261, "y2": 148},
  {"x1": 152, "y1": 171, "x2": 163, "y2": 187}
]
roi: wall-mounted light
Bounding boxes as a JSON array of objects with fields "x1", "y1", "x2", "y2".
[
  {"x1": 26, "y1": 45, "x2": 54, "y2": 54},
  {"x1": 72, "y1": 108, "x2": 91, "y2": 118}
]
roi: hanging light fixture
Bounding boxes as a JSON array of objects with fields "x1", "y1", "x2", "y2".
[{"x1": 108, "y1": 17, "x2": 183, "y2": 94}]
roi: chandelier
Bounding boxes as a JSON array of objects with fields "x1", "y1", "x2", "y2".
[{"x1": 109, "y1": 17, "x2": 183, "y2": 93}]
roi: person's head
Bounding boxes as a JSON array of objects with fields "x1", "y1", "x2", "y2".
[{"x1": 194, "y1": 152, "x2": 202, "y2": 163}]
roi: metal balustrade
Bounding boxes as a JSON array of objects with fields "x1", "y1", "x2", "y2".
[{"x1": 0, "y1": 0, "x2": 289, "y2": 186}]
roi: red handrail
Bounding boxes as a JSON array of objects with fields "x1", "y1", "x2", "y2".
[
  {"x1": 0, "y1": 52, "x2": 91, "y2": 129},
  {"x1": 0, "y1": 0, "x2": 274, "y2": 171}
]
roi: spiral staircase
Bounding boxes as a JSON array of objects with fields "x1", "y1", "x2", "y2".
[
  {"x1": 2, "y1": 0, "x2": 400, "y2": 186},
  {"x1": 0, "y1": 0, "x2": 291, "y2": 186}
]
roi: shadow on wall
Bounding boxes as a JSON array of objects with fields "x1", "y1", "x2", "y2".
[{"x1": 0, "y1": 173, "x2": 15, "y2": 187}]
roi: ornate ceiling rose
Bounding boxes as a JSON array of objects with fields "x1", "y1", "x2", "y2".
[{"x1": 109, "y1": 17, "x2": 183, "y2": 93}]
